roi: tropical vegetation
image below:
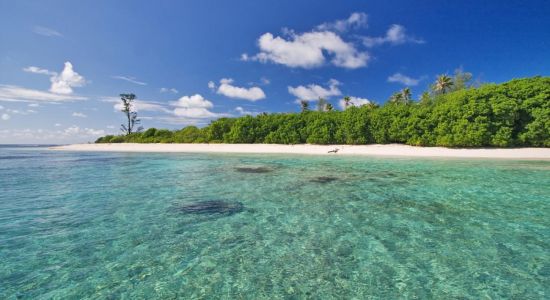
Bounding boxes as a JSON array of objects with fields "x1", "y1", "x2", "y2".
[{"x1": 96, "y1": 76, "x2": 550, "y2": 147}]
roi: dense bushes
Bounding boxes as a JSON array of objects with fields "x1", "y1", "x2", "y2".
[{"x1": 96, "y1": 77, "x2": 549, "y2": 147}]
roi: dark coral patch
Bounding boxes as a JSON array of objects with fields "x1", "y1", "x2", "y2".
[
  {"x1": 177, "y1": 200, "x2": 244, "y2": 215},
  {"x1": 235, "y1": 166, "x2": 274, "y2": 173},
  {"x1": 310, "y1": 176, "x2": 339, "y2": 183}
]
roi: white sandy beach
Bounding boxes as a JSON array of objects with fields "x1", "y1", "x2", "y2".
[{"x1": 50, "y1": 143, "x2": 550, "y2": 160}]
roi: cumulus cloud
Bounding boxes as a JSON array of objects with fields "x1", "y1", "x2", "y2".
[
  {"x1": 362, "y1": 24, "x2": 424, "y2": 47},
  {"x1": 338, "y1": 96, "x2": 371, "y2": 109},
  {"x1": 112, "y1": 75, "x2": 147, "y2": 86},
  {"x1": 0, "y1": 85, "x2": 87, "y2": 103},
  {"x1": 215, "y1": 78, "x2": 266, "y2": 101},
  {"x1": 316, "y1": 12, "x2": 368, "y2": 32},
  {"x1": 207, "y1": 81, "x2": 216, "y2": 90},
  {"x1": 243, "y1": 31, "x2": 369, "y2": 69},
  {"x1": 1, "y1": 113, "x2": 9, "y2": 121},
  {"x1": 387, "y1": 73, "x2": 421, "y2": 86},
  {"x1": 49, "y1": 62, "x2": 86, "y2": 94},
  {"x1": 170, "y1": 94, "x2": 223, "y2": 118},
  {"x1": 170, "y1": 94, "x2": 213, "y2": 109},
  {"x1": 72, "y1": 112, "x2": 87, "y2": 118},
  {"x1": 288, "y1": 79, "x2": 342, "y2": 102},
  {"x1": 20, "y1": 62, "x2": 86, "y2": 98},
  {"x1": 33, "y1": 26, "x2": 62, "y2": 37},
  {"x1": 160, "y1": 87, "x2": 178, "y2": 94}
]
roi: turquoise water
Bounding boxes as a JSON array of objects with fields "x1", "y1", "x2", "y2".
[{"x1": 1, "y1": 145, "x2": 549, "y2": 299}]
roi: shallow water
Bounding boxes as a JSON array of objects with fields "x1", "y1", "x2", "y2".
[{"x1": 1, "y1": 145, "x2": 549, "y2": 299}]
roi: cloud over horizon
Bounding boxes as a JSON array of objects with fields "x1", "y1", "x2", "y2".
[
  {"x1": 288, "y1": 79, "x2": 342, "y2": 102},
  {"x1": 212, "y1": 78, "x2": 266, "y2": 101},
  {"x1": 362, "y1": 24, "x2": 424, "y2": 47},
  {"x1": 387, "y1": 73, "x2": 422, "y2": 86}
]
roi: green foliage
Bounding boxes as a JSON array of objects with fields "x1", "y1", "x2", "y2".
[{"x1": 96, "y1": 77, "x2": 550, "y2": 148}]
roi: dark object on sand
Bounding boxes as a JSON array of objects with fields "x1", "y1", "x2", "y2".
[
  {"x1": 328, "y1": 148, "x2": 339, "y2": 153},
  {"x1": 235, "y1": 166, "x2": 273, "y2": 173},
  {"x1": 178, "y1": 200, "x2": 244, "y2": 215},
  {"x1": 310, "y1": 176, "x2": 339, "y2": 183}
]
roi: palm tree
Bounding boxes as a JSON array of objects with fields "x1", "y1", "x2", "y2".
[
  {"x1": 390, "y1": 92, "x2": 404, "y2": 104},
  {"x1": 343, "y1": 96, "x2": 351, "y2": 109},
  {"x1": 401, "y1": 88, "x2": 412, "y2": 103},
  {"x1": 433, "y1": 74, "x2": 453, "y2": 94},
  {"x1": 419, "y1": 92, "x2": 432, "y2": 105},
  {"x1": 300, "y1": 100, "x2": 309, "y2": 112},
  {"x1": 326, "y1": 103, "x2": 334, "y2": 111}
]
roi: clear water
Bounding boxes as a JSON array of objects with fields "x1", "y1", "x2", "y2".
[{"x1": 1, "y1": 145, "x2": 549, "y2": 299}]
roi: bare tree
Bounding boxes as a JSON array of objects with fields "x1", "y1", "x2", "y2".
[{"x1": 119, "y1": 93, "x2": 143, "y2": 135}]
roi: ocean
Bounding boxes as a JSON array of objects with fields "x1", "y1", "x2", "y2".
[{"x1": 1, "y1": 145, "x2": 548, "y2": 298}]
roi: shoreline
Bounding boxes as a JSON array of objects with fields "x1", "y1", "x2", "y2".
[{"x1": 50, "y1": 143, "x2": 550, "y2": 160}]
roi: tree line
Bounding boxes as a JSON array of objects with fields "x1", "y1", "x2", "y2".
[{"x1": 96, "y1": 76, "x2": 549, "y2": 147}]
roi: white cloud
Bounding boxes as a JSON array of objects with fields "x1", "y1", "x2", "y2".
[
  {"x1": 1, "y1": 113, "x2": 10, "y2": 121},
  {"x1": 316, "y1": 12, "x2": 368, "y2": 32},
  {"x1": 0, "y1": 85, "x2": 87, "y2": 103},
  {"x1": 5, "y1": 108, "x2": 36, "y2": 115},
  {"x1": 339, "y1": 96, "x2": 371, "y2": 109},
  {"x1": 288, "y1": 79, "x2": 342, "y2": 102},
  {"x1": 55, "y1": 123, "x2": 62, "y2": 127},
  {"x1": 23, "y1": 66, "x2": 56, "y2": 76},
  {"x1": 0, "y1": 105, "x2": 3, "y2": 110},
  {"x1": 72, "y1": 112, "x2": 87, "y2": 118},
  {"x1": 216, "y1": 78, "x2": 266, "y2": 101},
  {"x1": 20, "y1": 62, "x2": 86, "y2": 97},
  {"x1": 64, "y1": 126, "x2": 104, "y2": 136},
  {"x1": 260, "y1": 77, "x2": 270, "y2": 85},
  {"x1": 207, "y1": 81, "x2": 216, "y2": 90},
  {"x1": 28, "y1": 103, "x2": 40, "y2": 107},
  {"x1": 0, "y1": 127, "x2": 106, "y2": 143},
  {"x1": 112, "y1": 75, "x2": 147, "y2": 86},
  {"x1": 50, "y1": 62, "x2": 86, "y2": 94},
  {"x1": 33, "y1": 26, "x2": 62, "y2": 37},
  {"x1": 243, "y1": 30, "x2": 369, "y2": 69},
  {"x1": 235, "y1": 106, "x2": 259, "y2": 116},
  {"x1": 387, "y1": 73, "x2": 421, "y2": 86},
  {"x1": 170, "y1": 94, "x2": 213, "y2": 109},
  {"x1": 102, "y1": 97, "x2": 170, "y2": 113},
  {"x1": 170, "y1": 94, "x2": 226, "y2": 119},
  {"x1": 160, "y1": 87, "x2": 178, "y2": 93},
  {"x1": 363, "y1": 24, "x2": 424, "y2": 47}
]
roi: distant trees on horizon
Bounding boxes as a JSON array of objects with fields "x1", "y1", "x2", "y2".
[{"x1": 97, "y1": 76, "x2": 550, "y2": 147}]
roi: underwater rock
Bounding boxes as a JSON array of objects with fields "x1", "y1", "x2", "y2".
[
  {"x1": 177, "y1": 200, "x2": 244, "y2": 215},
  {"x1": 235, "y1": 166, "x2": 273, "y2": 173},
  {"x1": 310, "y1": 176, "x2": 339, "y2": 183}
]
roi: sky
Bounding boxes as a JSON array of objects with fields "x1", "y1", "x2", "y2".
[{"x1": 0, "y1": 0, "x2": 549, "y2": 143}]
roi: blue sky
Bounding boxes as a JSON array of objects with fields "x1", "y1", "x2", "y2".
[{"x1": 1, "y1": 0, "x2": 549, "y2": 143}]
